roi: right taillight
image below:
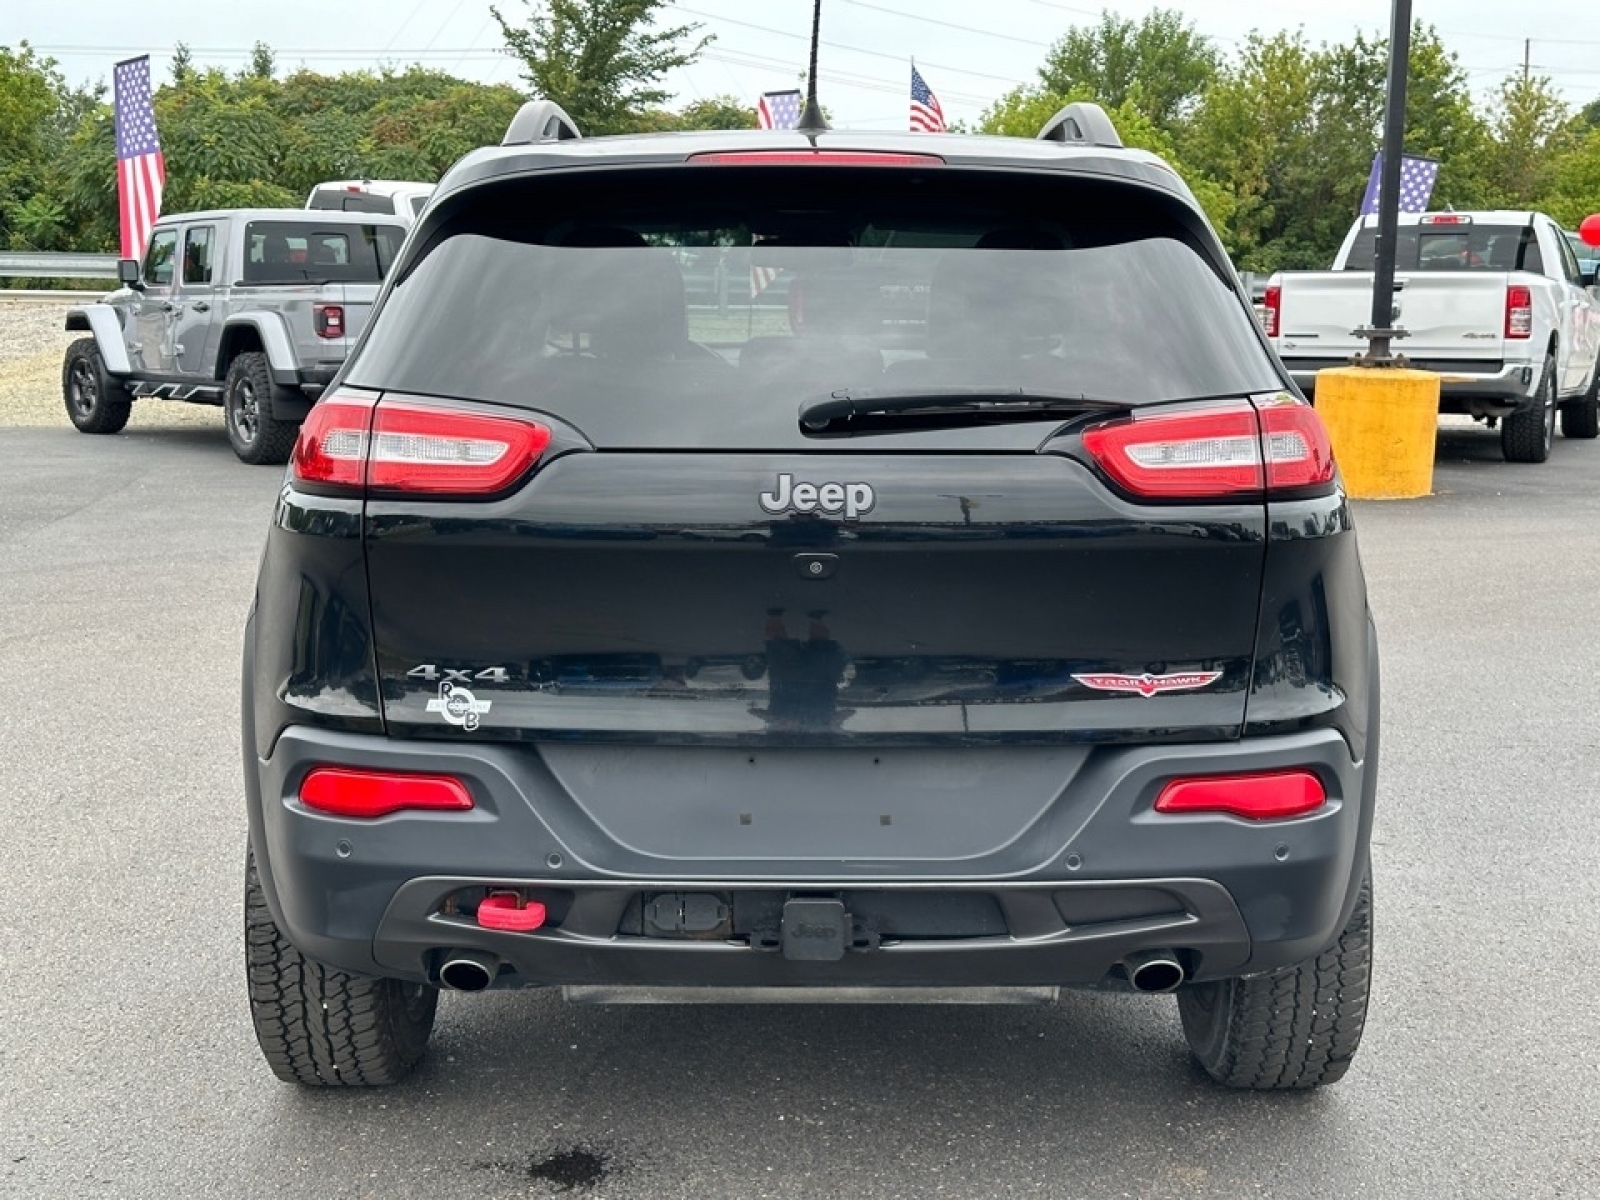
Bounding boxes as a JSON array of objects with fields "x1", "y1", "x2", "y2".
[
  {"x1": 1505, "y1": 285, "x2": 1532, "y2": 339},
  {"x1": 291, "y1": 390, "x2": 552, "y2": 497},
  {"x1": 1082, "y1": 402, "x2": 1265, "y2": 499},
  {"x1": 1261, "y1": 284, "x2": 1281, "y2": 337},
  {"x1": 1082, "y1": 397, "x2": 1336, "y2": 500},
  {"x1": 1256, "y1": 395, "x2": 1337, "y2": 491}
]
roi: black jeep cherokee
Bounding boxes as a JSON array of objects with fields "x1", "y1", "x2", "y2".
[{"x1": 242, "y1": 101, "x2": 1379, "y2": 1090}]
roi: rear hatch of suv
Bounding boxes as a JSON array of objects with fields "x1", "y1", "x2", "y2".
[{"x1": 326, "y1": 160, "x2": 1299, "y2": 753}]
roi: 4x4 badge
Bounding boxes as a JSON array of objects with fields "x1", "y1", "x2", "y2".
[
  {"x1": 1072, "y1": 670, "x2": 1222, "y2": 698},
  {"x1": 426, "y1": 682, "x2": 492, "y2": 730},
  {"x1": 760, "y1": 473, "x2": 875, "y2": 520}
]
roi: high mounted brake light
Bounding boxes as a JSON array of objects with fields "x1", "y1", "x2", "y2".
[
  {"x1": 291, "y1": 390, "x2": 552, "y2": 497},
  {"x1": 688, "y1": 151, "x2": 944, "y2": 167},
  {"x1": 1081, "y1": 398, "x2": 1336, "y2": 500}
]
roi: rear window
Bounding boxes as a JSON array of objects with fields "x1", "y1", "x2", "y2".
[
  {"x1": 1343, "y1": 223, "x2": 1543, "y2": 274},
  {"x1": 242, "y1": 221, "x2": 404, "y2": 284},
  {"x1": 347, "y1": 168, "x2": 1281, "y2": 442},
  {"x1": 308, "y1": 189, "x2": 398, "y2": 215}
]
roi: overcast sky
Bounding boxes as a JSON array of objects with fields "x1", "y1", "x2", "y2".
[{"x1": 12, "y1": 0, "x2": 1599, "y2": 131}]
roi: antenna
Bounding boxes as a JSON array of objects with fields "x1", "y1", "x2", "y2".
[{"x1": 797, "y1": 0, "x2": 830, "y2": 133}]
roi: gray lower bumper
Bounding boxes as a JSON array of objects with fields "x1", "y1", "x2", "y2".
[{"x1": 245, "y1": 726, "x2": 1374, "y2": 990}]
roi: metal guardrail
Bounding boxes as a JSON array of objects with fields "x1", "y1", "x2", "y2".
[{"x1": 0, "y1": 251, "x2": 119, "y2": 279}]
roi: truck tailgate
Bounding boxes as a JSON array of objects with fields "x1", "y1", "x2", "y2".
[{"x1": 1275, "y1": 271, "x2": 1514, "y2": 363}]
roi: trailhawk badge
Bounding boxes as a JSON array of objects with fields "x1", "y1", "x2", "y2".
[
  {"x1": 760, "y1": 473, "x2": 875, "y2": 520},
  {"x1": 426, "y1": 681, "x2": 492, "y2": 730},
  {"x1": 1072, "y1": 670, "x2": 1223, "y2": 698}
]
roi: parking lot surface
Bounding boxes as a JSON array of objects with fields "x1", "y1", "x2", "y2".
[{"x1": 1, "y1": 416, "x2": 1597, "y2": 1198}]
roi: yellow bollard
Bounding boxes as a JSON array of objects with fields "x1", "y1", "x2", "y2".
[{"x1": 1312, "y1": 367, "x2": 1440, "y2": 499}]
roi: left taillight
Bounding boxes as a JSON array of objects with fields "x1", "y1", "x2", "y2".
[
  {"x1": 299, "y1": 767, "x2": 474, "y2": 819},
  {"x1": 313, "y1": 303, "x2": 346, "y2": 339},
  {"x1": 1081, "y1": 397, "x2": 1336, "y2": 501},
  {"x1": 291, "y1": 390, "x2": 552, "y2": 498}
]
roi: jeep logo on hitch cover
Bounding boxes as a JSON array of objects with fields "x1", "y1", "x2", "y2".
[{"x1": 759, "y1": 473, "x2": 875, "y2": 521}]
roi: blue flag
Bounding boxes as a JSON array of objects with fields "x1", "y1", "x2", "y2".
[{"x1": 1360, "y1": 153, "x2": 1441, "y2": 215}]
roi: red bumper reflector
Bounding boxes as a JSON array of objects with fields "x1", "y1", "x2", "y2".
[
  {"x1": 477, "y1": 894, "x2": 549, "y2": 931},
  {"x1": 1154, "y1": 771, "x2": 1327, "y2": 821},
  {"x1": 299, "y1": 767, "x2": 474, "y2": 819}
]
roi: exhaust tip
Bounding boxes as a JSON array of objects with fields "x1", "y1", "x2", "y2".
[
  {"x1": 439, "y1": 950, "x2": 499, "y2": 992},
  {"x1": 1125, "y1": 950, "x2": 1185, "y2": 994}
]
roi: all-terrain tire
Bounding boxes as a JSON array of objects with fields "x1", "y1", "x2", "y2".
[
  {"x1": 1501, "y1": 355, "x2": 1557, "y2": 463},
  {"x1": 1560, "y1": 362, "x2": 1600, "y2": 439},
  {"x1": 224, "y1": 351, "x2": 299, "y2": 466},
  {"x1": 1178, "y1": 870, "x2": 1372, "y2": 1090},
  {"x1": 62, "y1": 337, "x2": 133, "y2": 434},
  {"x1": 245, "y1": 848, "x2": 438, "y2": 1087}
]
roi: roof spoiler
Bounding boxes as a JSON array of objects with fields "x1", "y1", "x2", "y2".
[
  {"x1": 502, "y1": 100, "x2": 583, "y2": 146},
  {"x1": 1036, "y1": 102, "x2": 1123, "y2": 148}
]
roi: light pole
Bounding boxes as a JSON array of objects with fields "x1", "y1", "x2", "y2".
[
  {"x1": 1314, "y1": 0, "x2": 1440, "y2": 499},
  {"x1": 1357, "y1": 0, "x2": 1413, "y2": 365}
]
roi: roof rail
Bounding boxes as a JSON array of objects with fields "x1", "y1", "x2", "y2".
[
  {"x1": 502, "y1": 100, "x2": 583, "y2": 146},
  {"x1": 1037, "y1": 102, "x2": 1123, "y2": 148}
]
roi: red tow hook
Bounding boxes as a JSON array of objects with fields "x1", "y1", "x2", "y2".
[{"x1": 477, "y1": 893, "x2": 548, "y2": 931}]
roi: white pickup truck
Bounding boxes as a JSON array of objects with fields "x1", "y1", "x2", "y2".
[{"x1": 1264, "y1": 211, "x2": 1600, "y2": 462}]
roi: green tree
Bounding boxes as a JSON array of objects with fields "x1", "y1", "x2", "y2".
[
  {"x1": 1184, "y1": 23, "x2": 1491, "y2": 272},
  {"x1": 1485, "y1": 74, "x2": 1573, "y2": 207},
  {"x1": 491, "y1": 0, "x2": 710, "y2": 135},
  {"x1": 1037, "y1": 9, "x2": 1218, "y2": 133},
  {"x1": 0, "y1": 42, "x2": 101, "y2": 250},
  {"x1": 639, "y1": 94, "x2": 759, "y2": 132},
  {"x1": 978, "y1": 84, "x2": 1235, "y2": 236}
]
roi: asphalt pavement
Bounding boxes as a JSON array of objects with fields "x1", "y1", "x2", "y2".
[{"x1": 1, "y1": 417, "x2": 1597, "y2": 1199}]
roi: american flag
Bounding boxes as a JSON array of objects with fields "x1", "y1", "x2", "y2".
[
  {"x1": 1359, "y1": 152, "x2": 1440, "y2": 216},
  {"x1": 750, "y1": 260, "x2": 781, "y2": 299},
  {"x1": 910, "y1": 64, "x2": 945, "y2": 133},
  {"x1": 757, "y1": 90, "x2": 803, "y2": 130},
  {"x1": 113, "y1": 56, "x2": 166, "y2": 261}
]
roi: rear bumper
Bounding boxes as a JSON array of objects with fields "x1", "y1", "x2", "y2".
[
  {"x1": 1286, "y1": 358, "x2": 1538, "y2": 412},
  {"x1": 245, "y1": 724, "x2": 1377, "y2": 991}
]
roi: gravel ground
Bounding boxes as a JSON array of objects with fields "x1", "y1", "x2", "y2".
[{"x1": 0, "y1": 299, "x2": 220, "y2": 430}]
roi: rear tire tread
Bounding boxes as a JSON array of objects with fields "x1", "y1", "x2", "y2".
[
  {"x1": 1560, "y1": 369, "x2": 1600, "y2": 439},
  {"x1": 1178, "y1": 873, "x2": 1371, "y2": 1090},
  {"x1": 1502, "y1": 357, "x2": 1556, "y2": 462},
  {"x1": 245, "y1": 851, "x2": 436, "y2": 1087},
  {"x1": 225, "y1": 352, "x2": 299, "y2": 466}
]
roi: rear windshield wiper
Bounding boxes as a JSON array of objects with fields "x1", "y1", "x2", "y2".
[{"x1": 798, "y1": 388, "x2": 1133, "y2": 432}]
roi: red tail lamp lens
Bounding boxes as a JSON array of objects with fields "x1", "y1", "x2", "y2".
[
  {"x1": 300, "y1": 767, "x2": 474, "y2": 819},
  {"x1": 1257, "y1": 397, "x2": 1337, "y2": 490},
  {"x1": 290, "y1": 391, "x2": 551, "y2": 497},
  {"x1": 291, "y1": 389, "x2": 377, "y2": 491},
  {"x1": 366, "y1": 401, "x2": 552, "y2": 495},
  {"x1": 1154, "y1": 771, "x2": 1327, "y2": 821},
  {"x1": 1505, "y1": 285, "x2": 1533, "y2": 339},
  {"x1": 1082, "y1": 403, "x2": 1264, "y2": 498},
  {"x1": 1262, "y1": 285, "x2": 1281, "y2": 337}
]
